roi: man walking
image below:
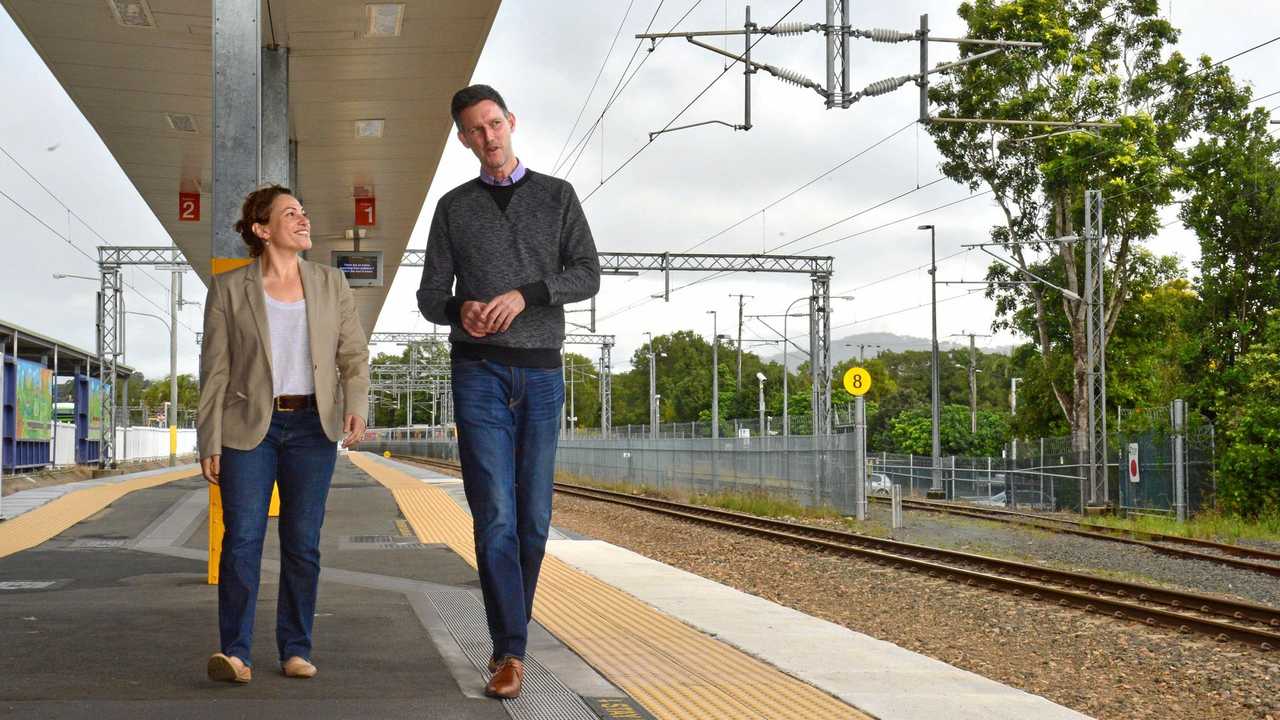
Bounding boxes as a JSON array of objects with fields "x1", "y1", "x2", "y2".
[{"x1": 417, "y1": 84, "x2": 601, "y2": 699}]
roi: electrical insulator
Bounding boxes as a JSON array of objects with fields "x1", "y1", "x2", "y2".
[
  {"x1": 768, "y1": 21, "x2": 808, "y2": 36},
  {"x1": 860, "y1": 75, "x2": 911, "y2": 97},
  {"x1": 770, "y1": 65, "x2": 817, "y2": 89},
  {"x1": 867, "y1": 28, "x2": 915, "y2": 43}
]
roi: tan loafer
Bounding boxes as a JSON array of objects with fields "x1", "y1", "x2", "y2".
[
  {"x1": 282, "y1": 656, "x2": 318, "y2": 679},
  {"x1": 484, "y1": 657, "x2": 523, "y2": 699},
  {"x1": 207, "y1": 653, "x2": 252, "y2": 683}
]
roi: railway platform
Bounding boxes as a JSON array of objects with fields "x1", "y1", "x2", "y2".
[{"x1": 0, "y1": 452, "x2": 1089, "y2": 720}]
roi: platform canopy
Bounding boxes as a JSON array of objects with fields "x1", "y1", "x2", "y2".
[{"x1": 0, "y1": 0, "x2": 500, "y2": 333}]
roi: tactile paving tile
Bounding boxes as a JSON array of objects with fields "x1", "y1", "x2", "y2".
[{"x1": 427, "y1": 590, "x2": 599, "y2": 720}]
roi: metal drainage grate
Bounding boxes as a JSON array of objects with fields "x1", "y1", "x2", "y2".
[
  {"x1": 70, "y1": 538, "x2": 128, "y2": 549},
  {"x1": 340, "y1": 534, "x2": 432, "y2": 550},
  {"x1": 426, "y1": 590, "x2": 599, "y2": 720}
]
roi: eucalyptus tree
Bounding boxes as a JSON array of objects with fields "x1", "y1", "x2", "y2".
[{"x1": 927, "y1": 0, "x2": 1207, "y2": 449}]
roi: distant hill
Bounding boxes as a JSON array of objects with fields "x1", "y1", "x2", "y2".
[{"x1": 768, "y1": 331, "x2": 1016, "y2": 369}]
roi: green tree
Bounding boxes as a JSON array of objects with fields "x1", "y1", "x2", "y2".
[
  {"x1": 886, "y1": 404, "x2": 1010, "y2": 457},
  {"x1": 929, "y1": 0, "x2": 1206, "y2": 450},
  {"x1": 1217, "y1": 311, "x2": 1280, "y2": 515},
  {"x1": 1180, "y1": 95, "x2": 1280, "y2": 415}
]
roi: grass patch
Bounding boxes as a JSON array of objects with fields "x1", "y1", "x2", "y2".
[
  {"x1": 554, "y1": 472, "x2": 842, "y2": 521},
  {"x1": 1082, "y1": 509, "x2": 1280, "y2": 545}
]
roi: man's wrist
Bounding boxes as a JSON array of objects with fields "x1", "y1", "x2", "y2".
[
  {"x1": 516, "y1": 281, "x2": 550, "y2": 306},
  {"x1": 445, "y1": 297, "x2": 463, "y2": 325}
]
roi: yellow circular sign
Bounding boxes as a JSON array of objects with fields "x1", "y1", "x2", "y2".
[
  {"x1": 383, "y1": 450, "x2": 392, "y2": 458},
  {"x1": 843, "y1": 367, "x2": 872, "y2": 396}
]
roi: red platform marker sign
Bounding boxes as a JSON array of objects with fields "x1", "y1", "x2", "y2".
[
  {"x1": 355, "y1": 197, "x2": 376, "y2": 226},
  {"x1": 179, "y1": 192, "x2": 200, "y2": 222}
]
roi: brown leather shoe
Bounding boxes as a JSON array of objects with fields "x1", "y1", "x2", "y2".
[
  {"x1": 484, "y1": 657, "x2": 524, "y2": 699},
  {"x1": 282, "y1": 656, "x2": 317, "y2": 679},
  {"x1": 207, "y1": 653, "x2": 252, "y2": 683}
]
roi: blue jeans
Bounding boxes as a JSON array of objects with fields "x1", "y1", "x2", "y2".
[
  {"x1": 451, "y1": 358, "x2": 564, "y2": 660},
  {"x1": 217, "y1": 406, "x2": 337, "y2": 665}
]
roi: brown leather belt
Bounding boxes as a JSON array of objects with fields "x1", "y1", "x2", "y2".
[{"x1": 274, "y1": 394, "x2": 316, "y2": 412}]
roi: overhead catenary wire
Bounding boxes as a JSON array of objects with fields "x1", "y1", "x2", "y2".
[
  {"x1": 551, "y1": 0, "x2": 639, "y2": 173},
  {"x1": 580, "y1": 0, "x2": 806, "y2": 204},
  {"x1": 597, "y1": 19, "x2": 1280, "y2": 326},
  {"x1": 680, "y1": 118, "x2": 918, "y2": 254},
  {"x1": 0, "y1": 185, "x2": 197, "y2": 336},
  {"x1": 555, "y1": 0, "x2": 698, "y2": 178}
]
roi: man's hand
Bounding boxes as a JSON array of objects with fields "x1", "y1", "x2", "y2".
[
  {"x1": 461, "y1": 300, "x2": 490, "y2": 338},
  {"x1": 480, "y1": 290, "x2": 526, "y2": 333},
  {"x1": 201, "y1": 454, "x2": 221, "y2": 485},
  {"x1": 342, "y1": 414, "x2": 367, "y2": 448}
]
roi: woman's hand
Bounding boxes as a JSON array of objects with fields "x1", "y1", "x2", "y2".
[
  {"x1": 201, "y1": 454, "x2": 221, "y2": 485},
  {"x1": 342, "y1": 414, "x2": 367, "y2": 448}
]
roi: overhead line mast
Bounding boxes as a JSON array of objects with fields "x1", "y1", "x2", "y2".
[{"x1": 637, "y1": 3, "x2": 1118, "y2": 133}]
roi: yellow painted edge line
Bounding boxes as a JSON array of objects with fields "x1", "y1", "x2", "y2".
[
  {"x1": 0, "y1": 467, "x2": 200, "y2": 558},
  {"x1": 349, "y1": 452, "x2": 871, "y2": 720}
]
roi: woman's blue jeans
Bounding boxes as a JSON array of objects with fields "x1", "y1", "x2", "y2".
[
  {"x1": 451, "y1": 359, "x2": 564, "y2": 661},
  {"x1": 217, "y1": 406, "x2": 337, "y2": 665}
]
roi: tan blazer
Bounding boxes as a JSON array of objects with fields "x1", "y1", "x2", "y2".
[{"x1": 197, "y1": 258, "x2": 370, "y2": 459}]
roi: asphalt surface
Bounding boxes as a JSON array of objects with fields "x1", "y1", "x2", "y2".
[{"x1": 0, "y1": 460, "x2": 511, "y2": 720}]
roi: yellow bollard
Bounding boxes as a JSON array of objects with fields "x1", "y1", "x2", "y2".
[
  {"x1": 208, "y1": 483, "x2": 222, "y2": 585},
  {"x1": 169, "y1": 425, "x2": 177, "y2": 458},
  {"x1": 207, "y1": 255, "x2": 261, "y2": 585}
]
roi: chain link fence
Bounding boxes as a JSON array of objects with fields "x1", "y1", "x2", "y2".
[{"x1": 366, "y1": 401, "x2": 1215, "y2": 518}]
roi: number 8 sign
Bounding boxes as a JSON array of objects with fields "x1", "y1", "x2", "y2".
[{"x1": 842, "y1": 367, "x2": 872, "y2": 396}]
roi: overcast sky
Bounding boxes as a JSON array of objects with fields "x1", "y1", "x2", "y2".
[{"x1": 2, "y1": 1, "x2": 1278, "y2": 379}]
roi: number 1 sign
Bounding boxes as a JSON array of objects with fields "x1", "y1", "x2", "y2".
[{"x1": 355, "y1": 197, "x2": 376, "y2": 226}]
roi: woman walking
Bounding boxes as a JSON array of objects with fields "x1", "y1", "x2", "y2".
[{"x1": 197, "y1": 185, "x2": 369, "y2": 683}]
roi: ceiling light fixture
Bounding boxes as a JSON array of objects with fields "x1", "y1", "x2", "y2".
[
  {"x1": 365, "y1": 3, "x2": 405, "y2": 38},
  {"x1": 354, "y1": 119, "x2": 385, "y2": 138},
  {"x1": 107, "y1": 0, "x2": 157, "y2": 29},
  {"x1": 166, "y1": 113, "x2": 198, "y2": 133}
]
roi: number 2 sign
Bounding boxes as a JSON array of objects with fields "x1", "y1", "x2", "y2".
[
  {"x1": 179, "y1": 192, "x2": 200, "y2": 222},
  {"x1": 355, "y1": 197, "x2": 376, "y2": 226}
]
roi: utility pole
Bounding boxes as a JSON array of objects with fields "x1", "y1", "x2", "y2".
[
  {"x1": 849, "y1": 343, "x2": 883, "y2": 362},
  {"x1": 919, "y1": 224, "x2": 943, "y2": 498},
  {"x1": 730, "y1": 293, "x2": 752, "y2": 390},
  {"x1": 950, "y1": 332, "x2": 991, "y2": 434},
  {"x1": 707, "y1": 310, "x2": 720, "y2": 439},
  {"x1": 1010, "y1": 376, "x2": 1022, "y2": 461}
]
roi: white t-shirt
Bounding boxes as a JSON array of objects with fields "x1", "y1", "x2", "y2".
[{"x1": 264, "y1": 293, "x2": 315, "y2": 397}]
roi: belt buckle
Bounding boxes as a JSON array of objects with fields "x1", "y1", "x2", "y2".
[{"x1": 274, "y1": 396, "x2": 294, "y2": 412}]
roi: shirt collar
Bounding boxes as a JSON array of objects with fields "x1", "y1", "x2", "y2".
[{"x1": 479, "y1": 158, "x2": 525, "y2": 186}]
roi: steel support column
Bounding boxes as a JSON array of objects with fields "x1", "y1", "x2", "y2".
[
  {"x1": 599, "y1": 339, "x2": 613, "y2": 438},
  {"x1": 261, "y1": 46, "x2": 290, "y2": 188},
  {"x1": 1084, "y1": 189, "x2": 1109, "y2": 507},
  {"x1": 96, "y1": 266, "x2": 122, "y2": 468},
  {"x1": 213, "y1": 0, "x2": 262, "y2": 263}
]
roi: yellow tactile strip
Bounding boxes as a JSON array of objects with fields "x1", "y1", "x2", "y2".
[
  {"x1": 349, "y1": 453, "x2": 869, "y2": 720},
  {"x1": 0, "y1": 468, "x2": 200, "y2": 558}
]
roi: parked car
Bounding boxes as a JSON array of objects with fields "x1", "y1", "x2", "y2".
[{"x1": 866, "y1": 473, "x2": 893, "y2": 496}]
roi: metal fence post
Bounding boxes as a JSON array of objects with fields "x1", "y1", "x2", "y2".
[
  {"x1": 854, "y1": 396, "x2": 866, "y2": 520},
  {"x1": 1173, "y1": 398, "x2": 1186, "y2": 522},
  {"x1": 891, "y1": 483, "x2": 903, "y2": 529}
]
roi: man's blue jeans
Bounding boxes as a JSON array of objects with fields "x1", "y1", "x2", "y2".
[
  {"x1": 217, "y1": 406, "x2": 337, "y2": 665},
  {"x1": 451, "y1": 358, "x2": 564, "y2": 661}
]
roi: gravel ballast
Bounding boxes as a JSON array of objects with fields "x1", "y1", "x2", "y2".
[{"x1": 550, "y1": 493, "x2": 1280, "y2": 720}]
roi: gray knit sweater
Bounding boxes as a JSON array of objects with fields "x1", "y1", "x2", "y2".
[{"x1": 416, "y1": 170, "x2": 601, "y2": 365}]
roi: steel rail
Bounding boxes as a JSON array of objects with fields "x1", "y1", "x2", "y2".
[
  {"x1": 551, "y1": 482, "x2": 1279, "y2": 651},
  {"x1": 874, "y1": 496, "x2": 1280, "y2": 574},
  {"x1": 385, "y1": 454, "x2": 1278, "y2": 650}
]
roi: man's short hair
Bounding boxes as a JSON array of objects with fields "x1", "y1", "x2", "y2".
[{"x1": 451, "y1": 84, "x2": 508, "y2": 130}]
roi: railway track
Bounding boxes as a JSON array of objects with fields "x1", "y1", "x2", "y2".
[
  {"x1": 868, "y1": 495, "x2": 1280, "y2": 578},
  {"x1": 385, "y1": 453, "x2": 1280, "y2": 651}
]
